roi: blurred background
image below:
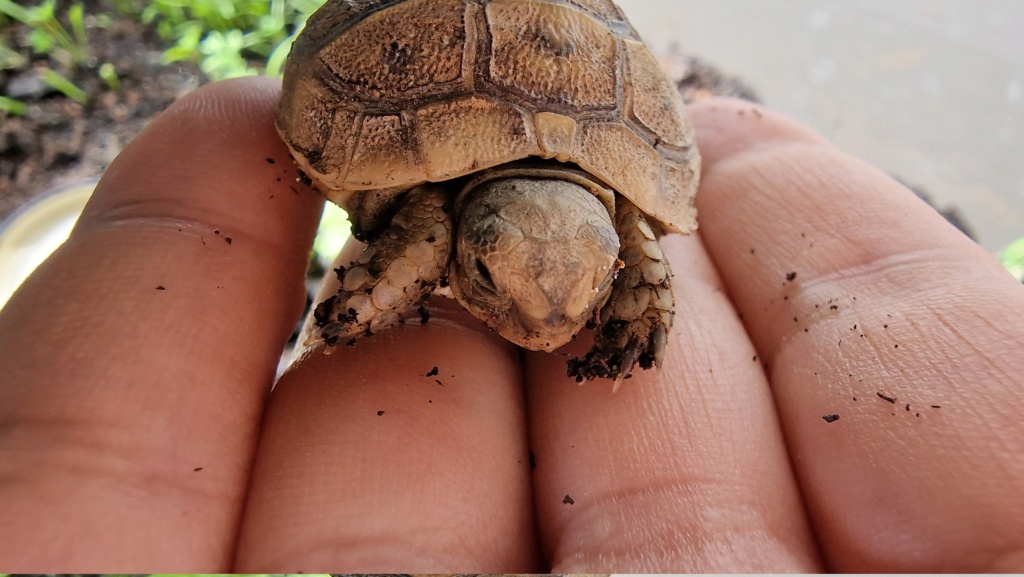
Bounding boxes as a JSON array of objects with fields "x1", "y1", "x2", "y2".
[
  {"x1": 2, "y1": 0, "x2": 1023, "y2": 309},
  {"x1": 619, "y1": 0, "x2": 1024, "y2": 253}
]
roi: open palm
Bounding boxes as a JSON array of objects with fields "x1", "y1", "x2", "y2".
[{"x1": 1, "y1": 78, "x2": 1022, "y2": 572}]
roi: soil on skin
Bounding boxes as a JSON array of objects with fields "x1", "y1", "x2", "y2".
[{"x1": 0, "y1": 1, "x2": 204, "y2": 223}]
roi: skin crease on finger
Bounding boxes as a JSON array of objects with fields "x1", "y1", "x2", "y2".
[
  {"x1": 526, "y1": 232, "x2": 822, "y2": 573},
  {"x1": 234, "y1": 241, "x2": 539, "y2": 571},
  {"x1": 688, "y1": 98, "x2": 1024, "y2": 572},
  {"x1": 0, "y1": 78, "x2": 322, "y2": 570}
]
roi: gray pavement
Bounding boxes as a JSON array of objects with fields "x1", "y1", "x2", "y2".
[{"x1": 618, "y1": 0, "x2": 1024, "y2": 252}]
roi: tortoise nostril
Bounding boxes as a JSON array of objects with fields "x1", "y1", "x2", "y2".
[{"x1": 546, "y1": 311, "x2": 569, "y2": 325}]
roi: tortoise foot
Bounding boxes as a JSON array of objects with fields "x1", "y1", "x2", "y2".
[
  {"x1": 569, "y1": 200, "x2": 674, "y2": 389},
  {"x1": 313, "y1": 183, "x2": 453, "y2": 345}
]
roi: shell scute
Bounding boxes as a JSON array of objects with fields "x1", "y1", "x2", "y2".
[
  {"x1": 278, "y1": 0, "x2": 700, "y2": 233},
  {"x1": 483, "y1": 1, "x2": 619, "y2": 111}
]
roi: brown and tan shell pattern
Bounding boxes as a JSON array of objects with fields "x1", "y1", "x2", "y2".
[{"x1": 278, "y1": 0, "x2": 699, "y2": 233}]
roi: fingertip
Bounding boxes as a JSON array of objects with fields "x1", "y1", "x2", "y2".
[
  {"x1": 84, "y1": 76, "x2": 322, "y2": 230},
  {"x1": 688, "y1": 97, "x2": 831, "y2": 170},
  {"x1": 167, "y1": 75, "x2": 284, "y2": 123}
]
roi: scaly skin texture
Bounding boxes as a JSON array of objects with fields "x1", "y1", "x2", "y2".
[
  {"x1": 312, "y1": 183, "x2": 452, "y2": 344},
  {"x1": 569, "y1": 199, "x2": 674, "y2": 386},
  {"x1": 310, "y1": 173, "x2": 675, "y2": 384},
  {"x1": 450, "y1": 176, "x2": 620, "y2": 352}
]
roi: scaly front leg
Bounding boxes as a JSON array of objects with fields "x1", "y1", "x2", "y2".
[
  {"x1": 313, "y1": 183, "x2": 453, "y2": 345},
  {"x1": 569, "y1": 198, "x2": 674, "y2": 389}
]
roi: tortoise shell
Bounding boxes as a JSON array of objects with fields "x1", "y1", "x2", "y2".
[{"x1": 277, "y1": 0, "x2": 699, "y2": 233}]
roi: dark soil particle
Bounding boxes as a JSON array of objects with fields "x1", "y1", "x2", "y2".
[
  {"x1": 562, "y1": 494, "x2": 574, "y2": 505},
  {"x1": 822, "y1": 414, "x2": 840, "y2": 423},
  {"x1": 193, "y1": 467, "x2": 203, "y2": 472},
  {"x1": 312, "y1": 295, "x2": 337, "y2": 327},
  {"x1": 155, "y1": 285, "x2": 165, "y2": 290},
  {"x1": 377, "y1": 410, "x2": 385, "y2": 416},
  {"x1": 426, "y1": 366, "x2": 439, "y2": 377},
  {"x1": 786, "y1": 271, "x2": 797, "y2": 281},
  {"x1": 877, "y1": 391, "x2": 897, "y2": 404}
]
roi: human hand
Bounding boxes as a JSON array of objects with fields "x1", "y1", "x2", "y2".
[{"x1": 0, "y1": 77, "x2": 1022, "y2": 572}]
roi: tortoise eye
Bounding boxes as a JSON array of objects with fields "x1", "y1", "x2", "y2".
[{"x1": 475, "y1": 259, "x2": 496, "y2": 291}]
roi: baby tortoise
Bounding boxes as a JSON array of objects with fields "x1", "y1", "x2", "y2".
[{"x1": 277, "y1": 0, "x2": 700, "y2": 385}]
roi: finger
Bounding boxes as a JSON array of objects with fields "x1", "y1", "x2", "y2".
[
  {"x1": 525, "y1": 233, "x2": 821, "y2": 572},
  {"x1": 234, "y1": 241, "x2": 539, "y2": 572},
  {"x1": 692, "y1": 97, "x2": 1024, "y2": 572},
  {"x1": 0, "y1": 77, "x2": 322, "y2": 570}
]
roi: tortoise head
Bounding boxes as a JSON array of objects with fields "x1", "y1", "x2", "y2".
[{"x1": 450, "y1": 171, "x2": 620, "y2": 352}]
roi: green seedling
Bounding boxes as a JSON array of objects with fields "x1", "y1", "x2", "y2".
[
  {"x1": 114, "y1": 0, "x2": 323, "y2": 80},
  {"x1": 198, "y1": 28, "x2": 257, "y2": 78},
  {"x1": 0, "y1": 95, "x2": 28, "y2": 116},
  {"x1": 40, "y1": 67, "x2": 87, "y2": 103},
  {"x1": 1, "y1": 0, "x2": 125, "y2": 104},
  {"x1": 0, "y1": 0, "x2": 93, "y2": 68},
  {"x1": 98, "y1": 61, "x2": 120, "y2": 90},
  {"x1": 0, "y1": 42, "x2": 28, "y2": 70}
]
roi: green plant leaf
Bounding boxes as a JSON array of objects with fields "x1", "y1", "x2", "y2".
[
  {"x1": 98, "y1": 61, "x2": 120, "y2": 90},
  {"x1": 68, "y1": 2, "x2": 88, "y2": 45},
  {"x1": 0, "y1": 42, "x2": 27, "y2": 70},
  {"x1": 40, "y1": 67, "x2": 88, "y2": 103},
  {"x1": 113, "y1": 0, "x2": 327, "y2": 78},
  {"x1": 27, "y1": 28, "x2": 55, "y2": 54},
  {"x1": 0, "y1": 0, "x2": 34, "y2": 24},
  {"x1": 199, "y1": 28, "x2": 255, "y2": 79},
  {"x1": 0, "y1": 95, "x2": 28, "y2": 116}
]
